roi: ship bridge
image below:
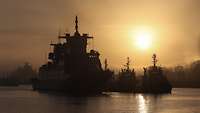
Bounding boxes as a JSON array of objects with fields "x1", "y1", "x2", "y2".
[{"x1": 58, "y1": 16, "x2": 93, "y2": 55}]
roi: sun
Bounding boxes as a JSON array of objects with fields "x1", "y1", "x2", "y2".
[
  {"x1": 135, "y1": 31, "x2": 152, "y2": 49},
  {"x1": 131, "y1": 27, "x2": 153, "y2": 50}
]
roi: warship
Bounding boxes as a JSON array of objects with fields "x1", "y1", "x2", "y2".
[
  {"x1": 32, "y1": 16, "x2": 112, "y2": 94},
  {"x1": 142, "y1": 54, "x2": 172, "y2": 93}
]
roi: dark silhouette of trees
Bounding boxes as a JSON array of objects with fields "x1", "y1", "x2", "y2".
[
  {"x1": 10, "y1": 62, "x2": 37, "y2": 84},
  {"x1": 164, "y1": 60, "x2": 200, "y2": 88}
]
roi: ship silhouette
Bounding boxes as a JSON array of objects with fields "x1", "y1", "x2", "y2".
[
  {"x1": 117, "y1": 57, "x2": 136, "y2": 92},
  {"x1": 141, "y1": 54, "x2": 172, "y2": 93},
  {"x1": 32, "y1": 16, "x2": 172, "y2": 94},
  {"x1": 105, "y1": 57, "x2": 136, "y2": 92},
  {"x1": 32, "y1": 16, "x2": 112, "y2": 95}
]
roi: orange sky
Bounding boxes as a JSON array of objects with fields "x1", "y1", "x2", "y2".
[{"x1": 1, "y1": 0, "x2": 200, "y2": 71}]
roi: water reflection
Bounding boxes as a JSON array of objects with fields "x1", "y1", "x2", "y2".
[
  {"x1": 136, "y1": 94, "x2": 148, "y2": 113},
  {"x1": 0, "y1": 87, "x2": 200, "y2": 113}
]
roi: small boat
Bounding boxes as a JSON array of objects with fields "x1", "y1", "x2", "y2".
[{"x1": 142, "y1": 54, "x2": 172, "y2": 94}]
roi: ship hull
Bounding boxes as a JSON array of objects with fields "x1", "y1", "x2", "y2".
[
  {"x1": 32, "y1": 79, "x2": 104, "y2": 95},
  {"x1": 32, "y1": 71, "x2": 111, "y2": 95},
  {"x1": 142, "y1": 75, "x2": 172, "y2": 94},
  {"x1": 32, "y1": 79, "x2": 69, "y2": 91}
]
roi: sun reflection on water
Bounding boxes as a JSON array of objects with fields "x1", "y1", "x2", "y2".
[{"x1": 136, "y1": 94, "x2": 148, "y2": 113}]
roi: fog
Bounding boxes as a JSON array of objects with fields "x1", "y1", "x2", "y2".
[{"x1": 0, "y1": 0, "x2": 200, "y2": 71}]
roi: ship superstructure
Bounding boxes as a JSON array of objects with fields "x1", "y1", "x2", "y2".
[
  {"x1": 117, "y1": 57, "x2": 136, "y2": 92},
  {"x1": 142, "y1": 54, "x2": 172, "y2": 93},
  {"x1": 33, "y1": 16, "x2": 111, "y2": 94},
  {"x1": 105, "y1": 57, "x2": 136, "y2": 92}
]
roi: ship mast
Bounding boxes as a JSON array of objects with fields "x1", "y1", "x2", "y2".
[
  {"x1": 75, "y1": 16, "x2": 78, "y2": 32},
  {"x1": 74, "y1": 16, "x2": 80, "y2": 36},
  {"x1": 152, "y1": 53, "x2": 158, "y2": 67},
  {"x1": 124, "y1": 57, "x2": 130, "y2": 71}
]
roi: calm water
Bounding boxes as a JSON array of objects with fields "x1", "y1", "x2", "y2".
[{"x1": 0, "y1": 86, "x2": 199, "y2": 113}]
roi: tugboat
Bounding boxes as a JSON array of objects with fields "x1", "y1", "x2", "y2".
[
  {"x1": 107, "y1": 57, "x2": 136, "y2": 92},
  {"x1": 32, "y1": 16, "x2": 111, "y2": 95},
  {"x1": 117, "y1": 57, "x2": 136, "y2": 92},
  {"x1": 142, "y1": 54, "x2": 172, "y2": 94}
]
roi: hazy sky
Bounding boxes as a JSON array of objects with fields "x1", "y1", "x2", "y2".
[{"x1": 1, "y1": 0, "x2": 200, "y2": 71}]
